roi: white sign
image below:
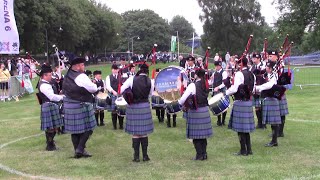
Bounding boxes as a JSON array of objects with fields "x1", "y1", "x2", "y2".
[{"x1": 0, "y1": 0, "x2": 20, "y2": 54}]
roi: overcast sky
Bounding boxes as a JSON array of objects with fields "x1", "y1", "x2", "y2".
[{"x1": 98, "y1": 0, "x2": 279, "y2": 35}]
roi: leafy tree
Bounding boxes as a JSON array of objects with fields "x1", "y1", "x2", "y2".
[
  {"x1": 120, "y1": 10, "x2": 171, "y2": 54},
  {"x1": 169, "y1": 15, "x2": 196, "y2": 43},
  {"x1": 274, "y1": 0, "x2": 320, "y2": 53},
  {"x1": 198, "y1": 0, "x2": 267, "y2": 54}
]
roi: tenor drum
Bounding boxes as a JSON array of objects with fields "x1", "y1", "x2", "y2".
[
  {"x1": 115, "y1": 97, "x2": 127, "y2": 117},
  {"x1": 95, "y1": 92, "x2": 111, "y2": 110},
  {"x1": 154, "y1": 66, "x2": 189, "y2": 101},
  {"x1": 208, "y1": 93, "x2": 230, "y2": 116},
  {"x1": 165, "y1": 100, "x2": 181, "y2": 114}
]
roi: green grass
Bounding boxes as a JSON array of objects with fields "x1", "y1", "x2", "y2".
[{"x1": 0, "y1": 62, "x2": 320, "y2": 179}]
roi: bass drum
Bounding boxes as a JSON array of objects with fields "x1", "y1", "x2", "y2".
[{"x1": 154, "y1": 66, "x2": 189, "y2": 101}]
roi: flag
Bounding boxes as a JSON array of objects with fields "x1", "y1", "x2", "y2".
[
  {"x1": 0, "y1": 0, "x2": 20, "y2": 54},
  {"x1": 171, "y1": 36, "x2": 177, "y2": 52}
]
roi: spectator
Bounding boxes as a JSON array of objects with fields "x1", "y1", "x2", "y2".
[
  {"x1": 17, "y1": 59, "x2": 23, "y2": 76},
  {"x1": 0, "y1": 63, "x2": 11, "y2": 100},
  {"x1": 6, "y1": 59, "x2": 15, "y2": 76},
  {"x1": 214, "y1": 53, "x2": 220, "y2": 61},
  {"x1": 225, "y1": 52, "x2": 231, "y2": 64},
  {"x1": 178, "y1": 55, "x2": 186, "y2": 68}
]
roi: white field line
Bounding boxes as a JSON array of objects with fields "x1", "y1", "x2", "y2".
[{"x1": 0, "y1": 133, "x2": 63, "y2": 180}]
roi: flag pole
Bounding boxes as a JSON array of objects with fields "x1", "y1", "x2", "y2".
[
  {"x1": 191, "y1": 32, "x2": 195, "y2": 56},
  {"x1": 177, "y1": 31, "x2": 179, "y2": 56}
]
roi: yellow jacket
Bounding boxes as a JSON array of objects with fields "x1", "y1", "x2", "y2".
[{"x1": 0, "y1": 69, "x2": 11, "y2": 82}]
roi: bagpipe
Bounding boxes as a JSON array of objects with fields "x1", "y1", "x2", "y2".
[
  {"x1": 223, "y1": 35, "x2": 254, "y2": 89},
  {"x1": 276, "y1": 35, "x2": 293, "y2": 85}
]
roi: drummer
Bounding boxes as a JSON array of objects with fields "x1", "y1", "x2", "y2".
[
  {"x1": 209, "y1": 61, "x2": 228, "y2": 126},
  {"x1": 250, "y1": 53, "x2": 266, "y2": 129},
  {"x1": 127, "y1": 64, "x2": 136, "y2": 77},
  {"x1": 151, "y1": 68, "x2": 165, "y2": 123},
  {"x1": 226, "y1": 57, "x2": 255, "y2": 156},
  {"x1": 93, "y1": 70, "x2": 105, "y2": 126},
  {"x1": 185, "y1": 55, "x2": 198, "y2": 82},
  {"x1": 120, "y1": 63, "x2": 154, "y2": 162},
  {"x1": 106, "y1": 64, "x2": 125, "y2": 130},
  {"x1": 178, "y1": 69, "x2": 213, "y2": 160}
]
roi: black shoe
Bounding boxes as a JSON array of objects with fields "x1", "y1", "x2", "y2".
[
  {"x1": 143, "y1": 156, "x2": 150, "y2": 161},
  {"x1": 247, "y1": 151, "x2": 253, "y2": 155},
  {"x1": 132, "y1": 158, "x2": 140, "y2": 162},
  {"x1": 234, "y1": 151, "x2": 248, "y2": 156},
  {"x1": 100, "y1": 122, "x2": 105, "y2": 126},
  {"x1": 192, "y1": 156, "x2": 204, "y2": 160},
  {"x1": 265, "y1": 142, "x2": 278, "y2": 147},
  {"x1": 74, "y1": 152, "x2": 83, "y2": 159},
  {"x1": 203, "y1": 154, "x2": 208, "y2": 160},
  {"x1": 82, "y1": 150, "x2": 92, "y2": 158},
  {"x1": 278, "y1": 133, "x2": 284, "y2": 137}
]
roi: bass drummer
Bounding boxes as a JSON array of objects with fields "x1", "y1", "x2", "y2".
[
  {"x1": 151, "y1": 68, "x2": 165, "y2": 123},
  {"x1": 209, "y1": 61, "x2": 228, "y2": 126},
  {"x1": 106, "y1": 64, "x2": 124, "y2": 130},
  {"x1": 93, "y1": 70, "x2": 105, "y2": 126}
]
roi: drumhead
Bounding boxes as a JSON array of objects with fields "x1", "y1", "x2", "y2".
[
  {"x1": 97, "y1": 92, "x2": 108, "y2": 99},
  {"x1": 208, "y1": 93, "x2": 224, "y2": 105},
  {"x1": 155, "y1": 66, "x2": 189, "y2": 101},
  {"x1": 115, "y1": 97, "x2": 128, "y2": 106}
]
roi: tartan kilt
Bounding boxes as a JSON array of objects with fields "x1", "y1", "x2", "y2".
[
  {"x1": 279, "y1": 95, "x2": 289, "y2": 116},
  {"x1": 186, "y1": 106, "x2": 213, "y2": 139},
  {"x1": 262, "y1": 97, "x2": 281, "y2": 125},
  {"x1": 125, "y1": 102, "x2": 154, "y2": 135},
  {"x1": 63, "y1": 98, "x2": 96, "y2": 134},
  {"x1": 40, "y1": 102, "x2": 63, "y2": 131},
  {"x1": 252, "y1": 96, "x2": 262, "y2": 108},
  {"x1": 230, "y1": 101, "x2": 255, "y2": 133}
]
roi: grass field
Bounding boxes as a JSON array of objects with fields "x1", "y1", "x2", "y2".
[{"x1": 0, "y1": 62, "x2": 320, "y2": 180}]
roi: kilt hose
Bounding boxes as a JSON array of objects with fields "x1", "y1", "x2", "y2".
[
  {"x1": 186, "y1": 106, "x2": 213, "y2": 139},
  {"x1": 41, "y1": 102, "x2": 63, "y2": 131},
  {"x1": 229, "y1": 100, "x2": 255, "y2": 133},
  {"x1": 63, "y1": 98, "x2": 97, "y2": 134},
  {"x1": 252, "y1": 96, "x2": 262, "y2": 108},
  {"x1": 262, "y1": 97, "x2": 281, "y2": 125},
  {"x1": 125, "y1": 102, "x2": 154, "y2": 135},
  {"x1": 279, "y1": 94, "x2": 289, "y2": 116}
]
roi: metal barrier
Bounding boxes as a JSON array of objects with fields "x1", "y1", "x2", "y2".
[
  {"x1": 293, "y1": 66, "x2": 320, "y2": 89},
  {"x1": 0, "y1": 74, "x2": 34, "y2": 102}
]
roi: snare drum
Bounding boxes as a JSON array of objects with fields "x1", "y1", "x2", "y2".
[
  {"x1": 208, "y1": 93, "x2": 230, "y2": 116},
  {"x1": 95, "y1": 92, "x2": 111, "y2": 110},
  {"x1": 165, "y1": 100, "x2": 181, "y2": 114},
  {"x1": 115, "y1": 97, "x2": 127, "y2": 117},
  {"x1": 151, "y1": 95, "x2": 165, "y2": 108}
]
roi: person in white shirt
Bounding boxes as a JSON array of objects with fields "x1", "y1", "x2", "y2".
[
  {"x1": 209, "y1": 61, "x2": 228, "y2": 126},
  {"x1": 214, "y1": 53, "x2": 220, "y2": 61},
  {"x1": 37, "y1": 64, "x2": 64, "y2": 151},
  {"x1": 62, "y1": 57, "x2": 98, "y2": 158},
  {"x1": 250, "y1": 53, "x2": 266, "y2": 129},
  {"x1": 226, "y1": 58, "x2": 255, "y2": 156},
  {"x1": 105, "y1": 64, "x2": 125, "y2": 130},
  {"x1": 225, "y1": 52, "x2": 231, "y2": 64},
  {"x1": 255, "y1": 61, "x2": 282, "y2": 147},
  {"x1": 185, "y1": 55, "x2": 197, "y2": 82},
  {"x1": 120, "y1": 63, "x2": 154, "y2": 162},
  {"x1": 178, "y1": 69, "x2": 212, "y2": 160}
]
